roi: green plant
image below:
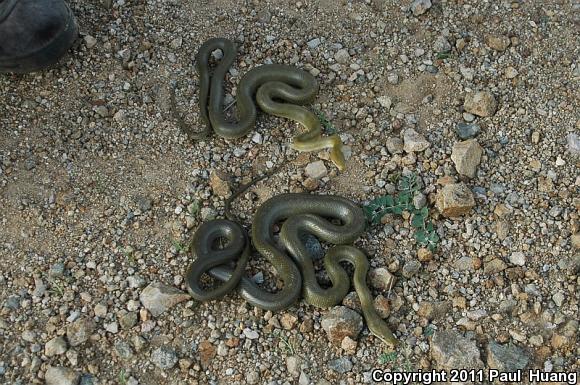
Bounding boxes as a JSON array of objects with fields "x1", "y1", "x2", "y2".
[
  {"x1": 188, "y1": 200, "x2": 200, "y2": 216},
  {"x1": 172, "y1": 239, "x2": 188, "y2": 254},
  {"x1": 378, "y1": 351, "x2": 398, "y2": 364},
  {"x1": 435, "y1": 51, "x2": 452, "y2": 60},
  {"x1": 118, "y1": 369, "x2": 128, "y2": 385},
  {"x1": 364, "y1": 173, "x2": 440, "y2": 251},
  {"x1": 48, "y1": 279, "x2": 64, "y2": 297},
  {"x1": 313, "y1": 109, "x2": 337, "y2": 134},
  {"x1": 274, "y1": 330, "x2": 296, "y2": 355}
]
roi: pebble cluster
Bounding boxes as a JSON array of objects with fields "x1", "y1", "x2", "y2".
[{"x1": 0, "y1": 0, "x2": 578, "y2": 384}]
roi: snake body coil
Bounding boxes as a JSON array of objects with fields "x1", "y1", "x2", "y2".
[
  {"x1": 186, "y1": 193, "x2": 398, "y2": 346},
  {"x1": 172, "y1": 38, "x2": 346, "y2": 170}
]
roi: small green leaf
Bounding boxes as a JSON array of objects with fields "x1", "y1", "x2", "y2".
[
  {"x1": 436, "y1": 52, "x2": 451, "y2": 60},
  {"x1": 411, "y1": 213, "x2": 425, "y2": 228},
  {"x1": 379, "y1": 351, "x2": 398, "y2": 364}
]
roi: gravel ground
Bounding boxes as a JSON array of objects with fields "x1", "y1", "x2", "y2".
[{"x1": 1, "y1": 0, "x2": 579, "y2": 384}]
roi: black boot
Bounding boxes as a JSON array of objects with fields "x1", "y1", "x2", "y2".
[{"x1": 0, "y1": 0, "x2": 78, "y2": 73}]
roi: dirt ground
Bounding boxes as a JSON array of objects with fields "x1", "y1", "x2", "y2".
[{"x1": 0, "y1": 0, "x2": 578, "y2": 384}]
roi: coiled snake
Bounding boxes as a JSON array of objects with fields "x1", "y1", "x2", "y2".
[
  {"x1": 185, "y1": 193, "x2": 398, "y2": 346},
  {"x1": 170, "y1": 37, "x2": 346, "y2": 170}
]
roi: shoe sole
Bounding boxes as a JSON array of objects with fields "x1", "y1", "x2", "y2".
[{"x1": 0, "y1": 2, "x2": 79, "y2": 73}]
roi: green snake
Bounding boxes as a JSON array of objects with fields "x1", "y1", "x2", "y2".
[
  {"x1": 170, "y1": 37, "x2": 346, "y2": 170},
  {"x1": 185, "y1": 193, "x2": 398, "y2": 346}
]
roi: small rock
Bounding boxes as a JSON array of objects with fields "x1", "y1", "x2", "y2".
[
  {"x1": 45, "y1": 366, "x2": 81, "y2": 385},
  {"x1": 199, "y1": 340, "x2": 216, "y2": 369},
  {"x1": 209, "y1": 170, "x2": 231, "y2": 197},
  {"x1": 454, "y1": 256, "x2": 475, "y2": 271},
  {"x1": 459, "y1": 65, "x2": 475, "y2": 81},
  {"x1": 417, "y1": 301, "x2": 451, "y2": 320},
  {"x1": 485, "y1": 34, "x2": 511, "y2": 51},
  {"x1": 552, "y1": 292, "x2": 565, "y2": 307},
  {"x1": 119, "y1": 312, "x2": 138, "y2": 330},
  {"x1": 94, "y1": 303, "x2": 107, "y2": 318},
  {"x1": 572, "y1": 233, "x2": 580, "y2": 249},
  {"x1": 84, "y1": 35, "x2": 97, "y2": 49},
  {"x1": 45, "y1": 336, "x2": 68, "y2": 357},
  {"x1": 417, "y1": 247, "x2": 432, "y2": 262},
  {"x1": 373, "y1": 295, "x2": 391, "y2": 318},
  {"x1": 307, "y1": 38, "x2": 321, "y2": 49},
  {"x1": 246, "y1": 370, "x2": 260, "y2": 384},
  {"x1": 286, "y1": 356, "x2": 301, "y2": 377},
  {"x1": 302, "y1": 177, "x2": 319, "y2": 191},
  {"x1": 435, "y1": 183, "x2": 476, "y2": 217},
  {"x1": 403, "y1": 128, "x2": 430, "y2": 153},
  {"x1": 455, "y1": 123, "x2": 481, "y2": 140},
  {"x1": 413, "y1": 193, "x2": 427, "y2": 209},
  {"x1": 484, "y1": 259, "x2": 507, "y2": 274},
  {"x1": 79, "y1": 374, "x2": 98, "y2": 385},
  {"x1": 321, "y1": 306, "x2": 364, "y2": 345},
  {"x1": 386, "y1": 137, "x2": 404, "y2": 155},
  {"x1": 431, "y1": 330, "x2": 484, "y2": 371},
  {"x1": 216, "y1": 342, "x2": 228, "y2": 356},
  {"x1": 567, "y1": 133, "x2": 580, "y2": 155},
  {"x1": 402, "y1": 260, "x2": 422, "y2": 278},
  {"x1": 305, "y1": 160, "x2": 328, "y2": 179},
  {"x1": 342, "y1": 291, "x2": 362, "y2": 311},
  {"x1": 151, "y1": 346, "x2": 178, "y2": 369},
  {"x1": 66, "y1": 318, "x2": 96, "y2": 347},
  {"x1": 280, "y1": 313, "x2": 298, "y2": 330},
  {"x1": 341, "y1": 336, "x2": 358, "y2": 354},
  {"x1": 509, "y1": 252, "x2": 526, "y2": 266},
  {"x1": 334, "y1": 49, "x2": 350, "y2": 64},
  {"x1": 243, "y1": 328, "x2": 259, "y2": 339},
  {"x1": 487, "y1": 342, "x2": 529, "y2": 372},
  {"x1": 299, "y1": 371, "x2": 310, "y2": 385},
  {"x1": 300, "y1": 233, "x2": 324, "y2": 260},
  {"x1": 377, "y1": 96, "x2": 392, "y2": 109},
  {"x1": 451, "y1": 139, "x2": 483, "y2": 178},
  {"x1": 410, "y1": 0, "x2": 432, "y2": 16},
  {"x1": 387, "y1": 72, "x2": 399, "y2": 84},
  {"x1": 328, "y1": 357, "x2": 353, "y2": 373},
  {"x1": 369, "y1": 268, "x2": 396, "y2": 291},
  {"x1": 464, "y1": 91, "x2": 497, "y2": 117},
  {"x1": 114, "y1": 341, "x2": 134, "y2": 360},
  {"x1": 49, "y1": 262, "x2": 65, "y2": 278},
  {"x1": 139, "y1": 282, "x2": 189, "y2": 317},
  {"x1": 505, "y1": 67, "x2": 519, "y2": 79},
  {"x1": 434, "y1": 36, "x2": 451, "y2": 53}
]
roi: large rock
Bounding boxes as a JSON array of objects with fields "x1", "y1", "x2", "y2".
[
  {"x1": 486, "y1": 341, "x2": 529, "y2": 372},
  {"x1": 321, "y1": 306, "x2": 363, "y2": 345},
  {"x1": 451, "y1": 139, "x2": 483, "y2": 178},
  {"x1": 464, "y1": 91, "x2": 497, "y2": 117},
  {"x1": 45, "y1": 366, "x2": 81, "y2": 385},
  {"x1": 435, "y1": 183, "x2": 475, "y2": 217},
  {"x1": 403, "y1": 128, "x2": 430, "y2": 153},
  {"x1": 431, "y1": 330, "x2": 484, "y2": 373},
  {"x1": 139, "y1": 282, "x2": 189, "y2": 317},
  {"x1": 66, "y1": 318, "x2": 96, "y2": 347}
]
